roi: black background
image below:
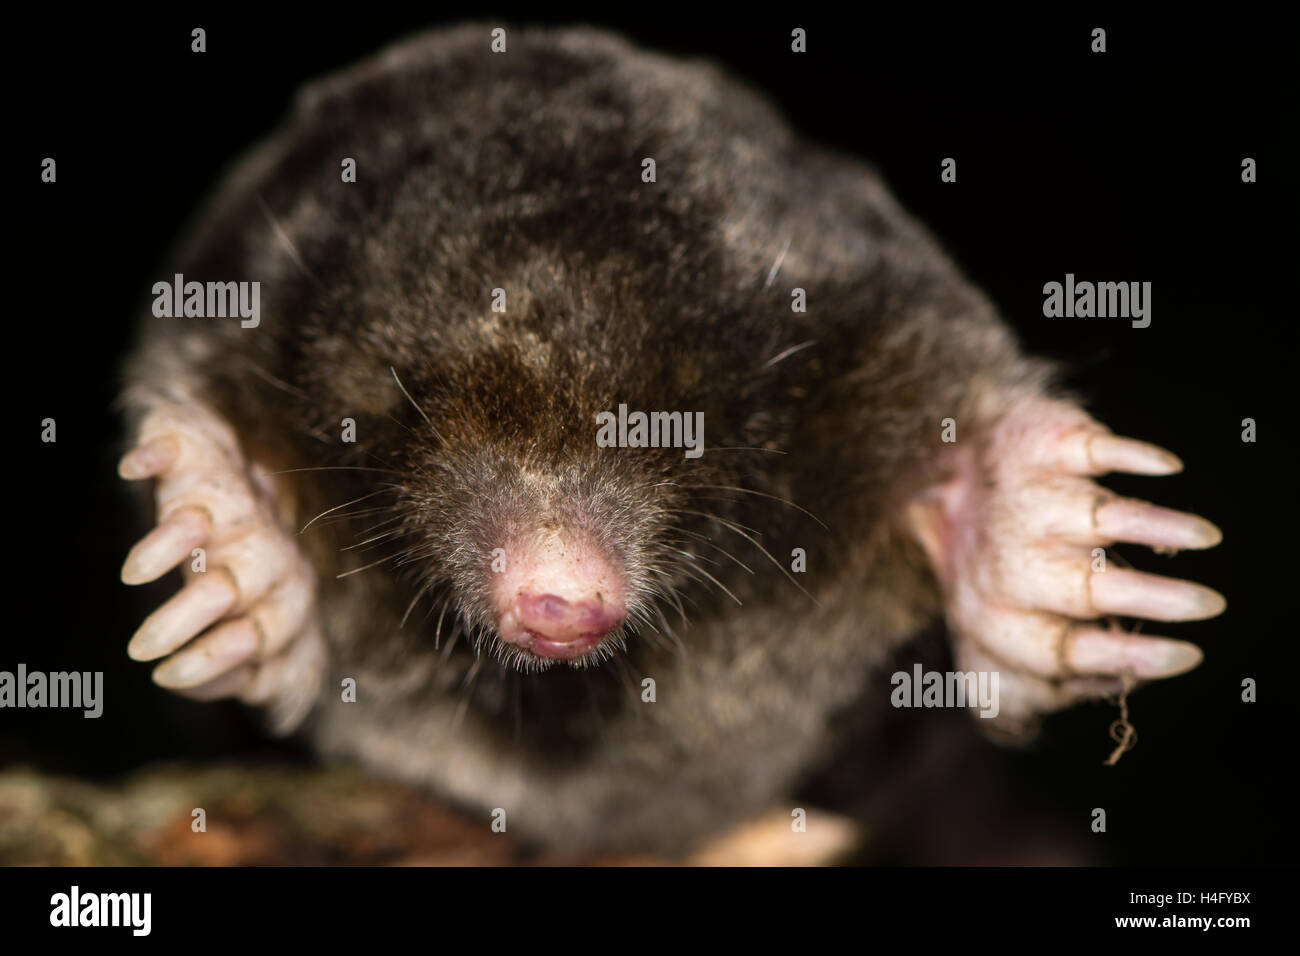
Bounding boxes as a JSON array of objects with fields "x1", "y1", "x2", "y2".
[{"x1": 6, "y1": 6, "x2": 1292, "y2": 865}]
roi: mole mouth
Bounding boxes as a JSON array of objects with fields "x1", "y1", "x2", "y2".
[{"x1": 515, "y1": 629, "x2": 608, "y2": 661}]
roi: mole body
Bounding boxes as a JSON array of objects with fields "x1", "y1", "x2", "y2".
[{"x1": 119, "y1": 26, "x2": 1224, "y2": 856}]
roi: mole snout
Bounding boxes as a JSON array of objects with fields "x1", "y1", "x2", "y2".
[{"x1": 491, "y1": 528, "x2": 627, "y2": 661}]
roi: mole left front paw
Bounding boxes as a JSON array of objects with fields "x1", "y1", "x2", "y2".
[
  {"x1": 907, "y1": 398, "x2": 1225, "y2": 729},
  {"x1": 119, "y1": 399, "x2": 325, "y2": 732}
]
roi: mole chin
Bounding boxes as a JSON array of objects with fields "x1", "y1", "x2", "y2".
[{"x1": 490, "y1": 527, "x2": 628, "y2": 662}]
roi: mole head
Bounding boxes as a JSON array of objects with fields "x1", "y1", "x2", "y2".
[{"x1": 383, "y1": 345, "x2": 695, "y2": 672}]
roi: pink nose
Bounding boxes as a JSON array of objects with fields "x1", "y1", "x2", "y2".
[{"x1": 492, "y1": 529, "x2": 626, "y2": 661}]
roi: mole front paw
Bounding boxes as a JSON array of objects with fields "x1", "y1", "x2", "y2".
[
  {"x1": 906, "y1": 397, "x2": 1225, "y2": 731},
  {"x1": 120, "y1": 400, "x2": 325, "y2": 732}
]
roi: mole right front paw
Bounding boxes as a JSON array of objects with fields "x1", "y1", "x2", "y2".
[
  {"x1": 906, "y1": 397, "x2": 1226, "y2": 733},
  {"x1": 119, "y1": 400, "x2": 325, "y2": 732}
]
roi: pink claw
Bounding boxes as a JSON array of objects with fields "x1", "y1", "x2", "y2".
[
  {"x1": 1090, "y1": 568, "x2": 1226, "y2": 622},
  {"x1": 151, "y1": 617, "x2": 261, "y2": 689},
  {"x1": 1067, "y1": 627, "x2": 1204, "y2": 678},
  {"x1": 121, "y1": 506, "x2": 211, "y2": 585},
  {"x1": 118, "y1": 437, "x2": 178, "y2": 480},
  {"x1": 1094, "y1": 499, "x2": 1222, "y2": 551},
  {"x1": 127, "y1": 572, "x2": 238, "y2": 661},
  {"x1": 1086, "y1": 434, "x2": 1184, "y2": 475}
]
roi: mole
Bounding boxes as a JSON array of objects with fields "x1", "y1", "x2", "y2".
[{"x1": 117, "y1": 25, "x2": 1225, "y2": 857}]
